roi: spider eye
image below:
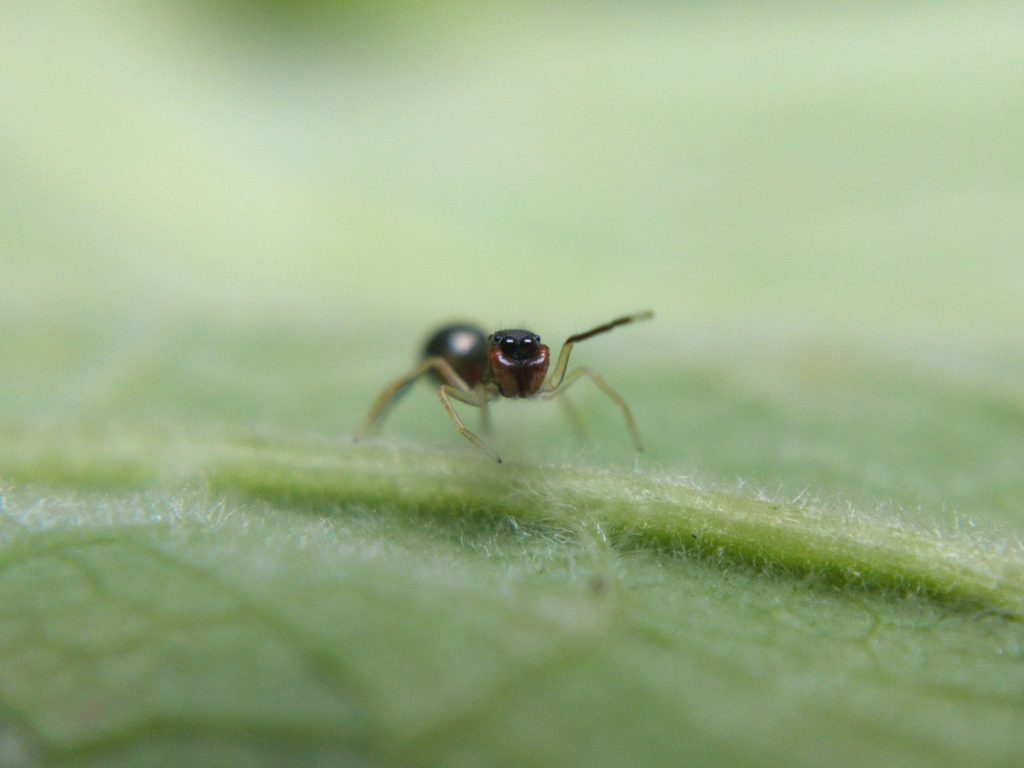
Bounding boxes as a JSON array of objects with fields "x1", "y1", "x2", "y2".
[
  {"x1": 500, "y1": 337, "x2": 516, "y2": 354},
  {"x1": 521, "y1": 337, "x2": 535, "y2": 352},
  {"x1": 535, "y1": 336, "x2": 541, "y2": 343}
]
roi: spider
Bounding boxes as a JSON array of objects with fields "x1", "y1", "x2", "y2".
[{"x1": 353, "y1": 310, "x2": 654, "y2": 463}]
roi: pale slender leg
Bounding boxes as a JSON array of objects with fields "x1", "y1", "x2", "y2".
[
  {"x1": 476, "y1": 383, "x2": 493, "y2": 435},
  {"x1": 544, "y1": 367, "x2": 643, "y2": 451},
  {"x1": 439, "y1": 385, "x2": 502, "y2": 463},
  {"x1": 556, "y1": 392, "x2": 590, "y2": 443},
  {"x1": 546, "y1": 310, "x2": 654, "y2": 389},
  {"x1": 354, "y1": 357, "x2": 471, "y2": 441}
]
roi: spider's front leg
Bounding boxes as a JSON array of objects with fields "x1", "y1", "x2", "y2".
[
  {"x1": 545, "y1": 310, "x2": 654, "y2": 389},
  {"x1": 541, "y1": 310, "x2": 652, "y2": 452}
]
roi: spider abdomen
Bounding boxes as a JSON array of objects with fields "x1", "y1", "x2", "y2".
[{"x1": 422, "y1": 324, "x2": 489, "y2": 387}]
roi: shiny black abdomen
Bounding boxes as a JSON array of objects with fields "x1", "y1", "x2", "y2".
[{"x1": 422, "y1": 324, "x2": 489, "y2": 387}]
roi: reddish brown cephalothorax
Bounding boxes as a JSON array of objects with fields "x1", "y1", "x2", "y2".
[
  {"x1": 355, "y1": 311, "x2": 653, "y2": 463},
  {"x1": 487, "y1": 330, "x2": 550, "y2": 398}
]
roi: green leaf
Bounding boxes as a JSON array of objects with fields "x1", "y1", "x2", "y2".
[
  {"x1": 2, "y1": 429, "x2": 1022, "y2": 766},
  {"x1": 2, "y1": 2, "x2": 1023, "y2": 766}
]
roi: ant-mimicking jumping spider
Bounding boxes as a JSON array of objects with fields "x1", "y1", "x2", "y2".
[{"x1": 354, "y1": 310, "x2": 653, "y2": 463}]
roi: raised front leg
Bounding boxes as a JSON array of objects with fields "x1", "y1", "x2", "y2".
[{"x1": 545, "y1": 310, "x2": 653, "y2": 390}]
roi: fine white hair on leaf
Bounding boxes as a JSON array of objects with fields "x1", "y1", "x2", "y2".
[{"x1": 1, "y1": 430, "x2": 1022, "y2": 617}]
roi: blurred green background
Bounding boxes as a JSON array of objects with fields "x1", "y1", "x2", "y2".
[
  {"x1": 4, "y1": 1, "x2": 1023, "y2": 522},
  {"x1": 2, "y1": 2, "x2": 1023, "y2": 766}
]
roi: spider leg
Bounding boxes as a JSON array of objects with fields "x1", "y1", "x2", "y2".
[
  {"x1": 439, "y1": 384, "x2": 502, "y2": 463},
  {"x1": 543, "y1": 366, "x2": 643, "y2": 451},
  {"x1": 476, "y1": 383, "x2": 493, "y2": 435},
  {"x1": 546, "y1": 310, "x2": 653, "y2": 389},
  {"x1": 554, "y1": 392, "x2": 590, "y2": 443},
  {"x1": 354, "y1": 357, "x2": 471, "y2": 441}
]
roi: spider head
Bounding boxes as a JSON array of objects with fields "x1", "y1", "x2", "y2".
[{"x1": 488, "y1": 329, "x2": 550, "y2": 398}]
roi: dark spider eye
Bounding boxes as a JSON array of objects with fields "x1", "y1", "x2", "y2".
[
  {"x1": 521, "y1": 337, "x2": 535, "y2": 351},
  {"x1": 492, "y1": 335, "x2": 501, "y2": 345},
  {"x1": 535, "y1": 336, "x2": 540, "y2": 343},
  {"x1": 500, "y1": 337, "x2": 516, "y2": 354}
]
